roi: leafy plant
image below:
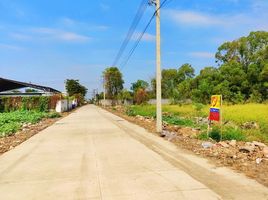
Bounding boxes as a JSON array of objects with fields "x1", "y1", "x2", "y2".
[
  {"x1": 0, "y1": 110, "x2": 61, "y2": 137},
  {"x1": 209, "y1": 128, "x2": 221, "y2": 142},
  {"x1": 222, "y1": 127, "x2": 246, "y2": 141},
  {"x1": 163, "y1": 115, "x2": 194, "y2": 127},
  {"x1": 197, "y1": 132, "x2": 209, "y2": 140}
]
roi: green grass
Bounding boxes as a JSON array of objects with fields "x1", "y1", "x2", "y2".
[
  {"x1": 0, "y1": 111, "x2": 61, "y2": 137},
  {"x1": 125, "y1": 104, "x2": 268, "y2": 142},
  {"x1": 163, "y1": 115, "x2": 194, "y2": 127},
  {"x1": 126, "y1": 105, "x2": 156, "y2": 117}
]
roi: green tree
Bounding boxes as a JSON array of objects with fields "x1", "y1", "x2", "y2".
[
  {"x1": 118, "y1": 89, "x2": 133, "y2": 101},
  {"x1": 65, "y1": 79, "x2": 88, "y2": 97},
  {"x1": 191, "y1": 67, "x2": 220, "y2": 103},
  {"x1": 131, "y1": 80, "x2": 149, "y2": 93},
  {"x1": 177, "y1": 63, "x2": 195, "y2": 82},
  {"x1": 103, "y1": 67, "x2": 124, "y2": 99},
  {"x1": 215, "y1": 31, "x2": 268, "y2": 102},
  {"x1": 134, "y1": 88, "x2": 148, "y2": 105}
]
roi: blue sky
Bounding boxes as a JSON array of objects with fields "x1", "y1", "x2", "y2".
[{"x1": 1, "y1": 0, "x2": 268, "y2": 97}]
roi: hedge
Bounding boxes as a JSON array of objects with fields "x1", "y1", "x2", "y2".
[{"x1": 0, "y1": 95, "x2": 62, "y2": 112}]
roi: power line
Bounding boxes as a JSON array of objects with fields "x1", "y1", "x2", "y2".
[
  {"x1": 119, "y1": 0, "x2": 172, "y2": 71},
  {"x1": 112, "y1": 0, "x2": 148, "y2": 67}
]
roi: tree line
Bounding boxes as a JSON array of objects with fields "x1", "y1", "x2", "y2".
[{"x1": 102, "y1": 31, "x2": 268, "y2": 104}]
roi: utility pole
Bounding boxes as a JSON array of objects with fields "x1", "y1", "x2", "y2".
[
  {"x1": 103, "y1": 76, "x2": 106, "y2": 107},
  {"x1": 155, "y1": 0, "x2": 162, "y2": 133}
]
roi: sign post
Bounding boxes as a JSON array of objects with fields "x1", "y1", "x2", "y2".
[{"x1": 208, "y1": 95, "x2": 223, "y2": 139}]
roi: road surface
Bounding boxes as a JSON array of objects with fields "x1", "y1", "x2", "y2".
[{"x1": 0, "y1": 105, "x2": 267, "y2": 200}]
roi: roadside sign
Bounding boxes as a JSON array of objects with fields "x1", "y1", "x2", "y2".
[
  {"x1": 209, "y1": 95, "x2": 222, "y2": 122},
  {"x1": 209, "y1": 108, "x2": 220, "y2": 121},
  {"x1": 208, "y1": 95, "x2": 223, "y2": 140}
]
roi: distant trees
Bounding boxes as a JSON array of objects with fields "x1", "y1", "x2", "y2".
[
  {"x1": 131, "y1": 80, "x2": 149, "y2": 104},
  {"x1": 65, "y1": 79, "x2": 87, "y2": 98},
  {"x1": 100, "y1": 31, "x2": 268, "y2": 105},
  {"x1": 150, "y1": 31, "x2": 268, "y2": 104},
  {"x1": 103, "y1": 67, "x2": 124, "y2": 99},
  {"x1": 131, "y1": 80, "x2": 149, "y2": 93},
  {"x1": 118, "y1": 89, "x2": 132, "y2": 101},
  {"x1": 151, "y1": 64, "x2": 195, "y2": 102}
]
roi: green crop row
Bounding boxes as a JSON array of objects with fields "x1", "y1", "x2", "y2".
[{"x1": 0, "y1": 111, "x2": 61, "y2": 137}]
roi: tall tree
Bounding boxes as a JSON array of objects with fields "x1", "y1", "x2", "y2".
[
  {"x1": 131, "y1": 80, "x2": 149, "y2": 93},
  {"x1": 215, "y1": 31, "x2": 268, "y2": 102},
  {"x1": 65, "y1": 79, "x2": 87, "y2": 97},
  {"x1": 177, "y1": 63, "x2": 195, "y2": 82},
  {"x1": 103, "y1": 67, "x2": 124, "y2": 99}
]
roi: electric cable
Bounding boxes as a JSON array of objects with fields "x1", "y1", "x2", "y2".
[{"x1": 112, "y1": 0, "x2": 148, "y2": 66}]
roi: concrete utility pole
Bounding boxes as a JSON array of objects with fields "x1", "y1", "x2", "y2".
[
  {"x1": 155, "y1": 0, "x2": 162, "y2": 133},
  {"x1": 103, "y1": 76, "x2": 106, "y2": 106}
]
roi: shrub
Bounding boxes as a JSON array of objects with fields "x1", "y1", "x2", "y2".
[
  {"x1": 126, "y1": 107, "x2": 136, "y2": 116},
  {"x1": 222, "y1": 127, "x2": 246, "y2": 141},
  {"x1": 0, "y1": 110, "x2": 61, "y2": 137},
  {"x1": 209, "y1": 128, "x2": 221, "y2": 142},
  {"x1": 197, "y1": 132, "x2": 209, "y2": 140},
  {"x1": 163, "y1": 115, "x2": 194, "y2": 126},
  {"x1": 1, "y1": 96, "x2": 53, "y2": 112},
  {"x1": 38, "y1": 97, "x2": 49, "y2": 112},
  {"x1": 46, "y1": 112, "x2": 61, "y2": 118},
  {"x1": 134, "y1": 89, "x2": 148, "y2": 105}
]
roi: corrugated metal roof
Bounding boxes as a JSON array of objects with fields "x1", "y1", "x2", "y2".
[{"x1": 0, "y1": 77, "x2": 61, "y2": 93}]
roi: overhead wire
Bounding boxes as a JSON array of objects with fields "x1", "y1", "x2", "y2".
[
  {"x1": 112, "y1": 0, "x2": 148, "y2": 67},
  {"x1": 119, "y1": 0, "x2": 173, "y2": 71}
]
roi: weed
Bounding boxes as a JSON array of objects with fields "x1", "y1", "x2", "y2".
[
  {"x1": 163, "y1": 115, "x2": 194, "y2": 127},
  {"x1": 209, "y1": 128, "x2": 221, "y2": 142},
  {"x1": 222, "y1": 127, "x2": 246, "y2": 141},
  {"x1": 0, "y1": 110, "x2": 60, "y2": 137},
  {"x1": 197, "y1": 132, "x2": 209, "y2": 140}
]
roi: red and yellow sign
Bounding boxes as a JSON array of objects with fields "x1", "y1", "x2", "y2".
[
  {"x1": 209, "y1": 95, "x2": 222, "y2": 122},
  {"x1": 211, "y1": 95, "x2": 221, "y2": 109}
]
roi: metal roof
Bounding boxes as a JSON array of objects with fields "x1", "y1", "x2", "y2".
[{"x1": 0, "y1": 77, "x2": 61, "y2": 93}]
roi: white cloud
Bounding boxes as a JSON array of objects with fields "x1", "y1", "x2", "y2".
[
  {"x1": 164, "y1": 9, "x2": 268, "y2": 30},
  {"x1": 132, "y1": 32, "x2": 156, "y2": 42},
  {"x1": 189, "y1": 52, "x2": 215, "y2": 59},
  {"x1": 165, "y1": 10, "x2": 223, "y2": 26},
  {"x1": 0, "y1": 43, "x2": 24, "y2": 50},
  {"x1": 61, "y1": 17, "x2": 76, "y2": 26},
  {"x1": 10, "y1": 33, "x2": 32, "y2": 41},
  {"x1": 95, "y1": 25, "x2": 109, "y2": 30},
  {"x1": 32, "y1": 27, "x2": 92, "y2": 42},
  {"x1": 100, "y1": 3, "x2": 110, "y2": 11},
  {"x1": 59, "y1": 17, "x2": 109, "y2": 31},
  {"x1": 59, "y1": 32, "x2": 90, "y2": 42}
]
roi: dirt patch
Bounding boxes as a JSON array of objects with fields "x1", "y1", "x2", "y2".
[
  {"x1": 105, "y1": 106, "x2": 268, "y2": 187},
  {"x1": 0, "y1": 112, "x2": 70, "y2": 155}
]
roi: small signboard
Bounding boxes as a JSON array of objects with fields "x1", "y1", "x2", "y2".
[{"x1": 209, "y1": 95, "x2": 222, "y2": 122}]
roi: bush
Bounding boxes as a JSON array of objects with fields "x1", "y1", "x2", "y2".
[
  {"x1": 209, "y1": 128, "x2": 221, "y2": 142},
  {"x1": 38, "y1": 97, "x2": 49, "y2": 112},
  {"x1": 0, "y1": 96, "x2": 57, "y2": 112},
  {"x1": 163, "y1": 115, "x2": 194, "y2": 126},
  {"x1": 0, "y1": 110, "x2": 61, "y2": 137},
  {"x1": 197, "y1": 132, "x2": 209, "y2": 140},
  {"x1": 222, "y1": 127, "x2": 246, "y2": 141},
  {"x1": 126, "y1": 107, "x2": 136, "y2": 116},
  {"x1": 208, "y1": 127, "x2": 246, "y2": 142},
  {"x1": 134, "y1": 89, "x2": 149, "y2": 105},
  {"x1": 46, "y1": 112, "x2": 61, "y2": 118}
]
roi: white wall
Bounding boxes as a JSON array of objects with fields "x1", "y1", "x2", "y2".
[{"x1": 56, "y1": 100, "x2": 73, "y2": 113}]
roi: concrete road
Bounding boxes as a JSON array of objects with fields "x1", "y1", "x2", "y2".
[{"x1": 0, "y1": 105, "x2": 267, "y2": 200}]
